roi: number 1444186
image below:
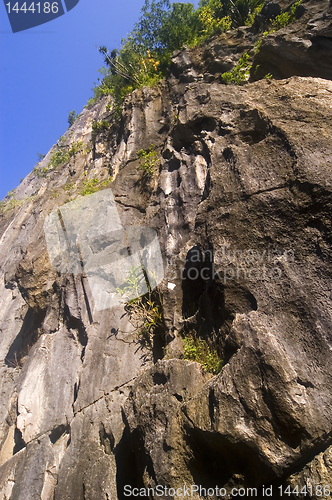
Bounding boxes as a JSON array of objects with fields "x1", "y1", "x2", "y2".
[{"x1": 6, "y1": 2, "x2": 59, "y2": 13}]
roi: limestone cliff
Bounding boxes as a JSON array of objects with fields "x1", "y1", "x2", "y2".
[{"x1": 1, "y1": 1, "x2": 332, "y2": 498}]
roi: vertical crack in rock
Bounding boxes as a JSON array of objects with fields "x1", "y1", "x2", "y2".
[
  {"x1": 5, "y1": 307, "x2": 45, "y2": 368},
  {"x1": 114, "y1": 412, "x2": 143, "y2": 500},
  {"x1": 49, "y1": 424, "x2": 71, "y2": 446},
  {"x1": 57, "y1": 208, "x2": 93, "y2": 325},
  {"x1": 13, "y1": 427, "x2": 26, "y2": 455},
  {"x1": 99, "y1": 422, "x2": 115, "y2": 456}
]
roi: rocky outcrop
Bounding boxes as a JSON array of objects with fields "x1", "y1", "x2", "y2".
[
  {"x1": 170, "y1": 0, "x2": 332, "y2": 84},
  {"x1": 251, "y1": 0, "x2": 332, "y2": 80},
  {"x1": 1, "y1": 1, "x2": 332, "y2": 498},
  {"x1": 118, "y1": 75, "x2": 332, "y2": 498}
]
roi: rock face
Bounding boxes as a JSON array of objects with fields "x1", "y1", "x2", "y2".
[
  {"x1": 251, "y1": 0, "x2": 332, "y2": 80},
  {"x1": 1, "y1": 1, "x2": 332, "y2": 499}
]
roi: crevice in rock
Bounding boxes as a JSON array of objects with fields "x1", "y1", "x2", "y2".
[
  {"x1": 181, "y1": 245, "x2": 231, "y2": 351},
  {"x1": 166, "y1": 155, "x2": 181, "y2": 172},
  {"x1": 208, "y1": 387, "x2": 219, "y2": 429},
  {"x1": 5, "y1": 307, "x2": 45, "y2": 368},
  {"x1": 99, "y1": 423, "x2": 115, "y2": 455},
  {"x1": 238, "y1": 108, "x2": 273, "y2": 145},
  {"x1": 222, "y1": 330, "x2": 242, "y2": 365},
  {"x1": 73, "y1": 377, "x2": 137, "y2": 417},
  {"x1": 13, "y1": 427, "x2": 26, "y2": 455},
  {"x1": 80, "y1": 276, "x2": 94, "y2": 325},
  {"x1": 183, "y1": 425, "x2": 272, "y2": 488},
  {"x1": 114, "y1": 411, "x2": 145, "y2": 500},
  {"x1": 49, "y1": 424, "x2": 71, "y2": 445},
  {"x1": 279, "y1": 432, "x2": 332, "y2": 485},
  {"x1": 63, "y1": 300, "x2": 88, "y2": 362},
  {"x1": 258, "y1": 358, "x2": 310, "y2": 450},
  {"x1": 273, "y1": 127, "x2": 297, "y2": 161},
  {"x1": 244, "y1": 183, "x2": 289, "y2": 199},
  {"x1": 201, "y1": 169, "x2": 211, "y2": 202},
  {"x1": 218, "y1": 120, "x2": 233, "y2": 136},
  {"x1": 114, "y1": 198, "x2": 147, "y2": 214},
  {"x1": 153, "y1": 372, "x2": 169, "y2": 385},
  {"x1": 181, "y1": 244, "x2": 260, "y2": 364},
  {"x1": 172, "y1": 117, "x2": 217, "y2": 152},
  {"x1": 223, "y1": 146, "x2": 236, "y2": 165},
  {"x1": 181, "y1": 246, "x2": 207, "y2": 319},
  {"x1": 152, "y1": 330, "x2": 167, "y2": 363},
  {"x1": 173, "y1": 393, "x2": 183, "y2": 402},
  {"x1": 73, "y1": 381, "x2": 80, "y2": 403},
  {"x1": 197, "y1": 138, "x2": 212, "y2": 202},
  {"x1": 297, "y1": 377, "x2": 314, "y2": 389}
]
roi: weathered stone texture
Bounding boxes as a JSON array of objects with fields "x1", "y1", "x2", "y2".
[{"x1": 1, "y1": 1, "x2": 332, "y2": 498}]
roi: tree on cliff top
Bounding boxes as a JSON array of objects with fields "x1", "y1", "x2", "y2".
[{"x1": 90, "y1": 0, "x2": 263, "y2": 107}]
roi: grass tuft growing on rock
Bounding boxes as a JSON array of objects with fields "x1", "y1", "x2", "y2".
[
  {"x1": 0, "y1": 195, "x2": 36, "y2": 215},
  {"x1": 137, "y1": 145, "x2": 159, "y2": 178},
  {"x1": 47, "y1": 137, "x2": 86, "y2": 171},
  {"x1": 271, "y1": 0, "x2": 302, "y2": 30},
  {"x1": 117, "y1": 265, "x2": 164, "y2": 340},
  {"x1": 182, "y1": 332, "x2": 222, "y2": 374},
  {"x1": 79, "y1": 177, "x2": 113, "y2": 196},
  {"x1": 221, "y1": 52, "x2": 251, "y2": 85}
]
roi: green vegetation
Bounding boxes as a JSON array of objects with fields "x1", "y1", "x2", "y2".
[
  {"x1": 182, "y1": 332, "x2": 222, "y2": 374},
  {"x1": 79, "y1": 176, "x2": 113, "y2": 196},
  {"x1": 68, "y1": 110, "x2": 79, "y2": 127},
  {"x1": 63, "y1": 181, "x2": 74, "y2": 193},
  {"x1": 202, "y1": 0, "x2": 264, "y2": 28},
  {"x1": 249, "y1": 0, "x2": 303, "y2": 81},
  {"x1": 33, "y1": 166, "x2": 49, "y2": 178},
  {"x1": 47, "y1": 138, "x2": 86, "y2": 171},
  {"x1": 137, "y1": 293, "x2": 163, "y2": 338},
  {"x1": 1, "y1": 190, "x2": 18, "y2": 213},
  {"x1": 137, "y1": 145, "x2": 159, "y2": 177},
  {"x1": 245, "y1": 1, "x2": 264, "y2": 26},
  {"x1": 116, "y1": 265, "x2": 147, "y2": 301},
  {"x1": 0, "y1": 198, "x2": 23, "y2": 213},
  {"x1": 32, "y1": 152, "x2": 48, "y2": 178},
  {"x1": 117, "y1": 265, "x2": 164, "y2": 339},
  {"x1": 89, "y1": 0, "x2": 265, "y2": 110},
  {"x1": 91, "y1": 120, "x2": 111, "y2": 141},
  {"x1": 86, "y1": 0, "x2": 302, "y2": 109},
  {"x1": 0, "y1": 195, "x2": 35, "y2": 215},
  {"x1": 254, "y1": 37, "x2": 262, "y2": 54},
  {"x1": 50, "y1": 189, "x2": 59, "y2": 199},
  {"x1": 48, "y1": 175, "x2": 113, "y2": 201},
  {"x1": 271, "y1": 0, "x2": 302, "y2": 30},
  {"x1": 221, "y1": 52, "x2": 251, "y2": 84}
]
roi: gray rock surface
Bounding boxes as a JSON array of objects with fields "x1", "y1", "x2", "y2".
[
  {"x1": 251, "y1": 0, "x2": 332, "y2": 80},
  {"x1": 1, "y1": 1, "x2": 332, "y2": 498}
]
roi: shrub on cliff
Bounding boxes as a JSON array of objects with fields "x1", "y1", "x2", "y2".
[
  {"x1": 199, "y1": 0, "x2": 264, "y2": 27},
  {"x1": 90, "y1": 0, "x2": 233, "y2": 108},
  {"x1": 89, "y1": 0, "x2": 265, "y2": 109}
]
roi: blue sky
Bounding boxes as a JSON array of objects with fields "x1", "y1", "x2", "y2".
[{"x1": 0, "y1": 0, "x2": 198, "y2": 201}]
